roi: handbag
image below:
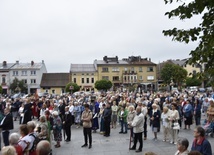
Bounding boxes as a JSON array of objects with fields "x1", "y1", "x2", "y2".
[{"x1": 172, "y1": 122, "x2": 180, "y2": 130}]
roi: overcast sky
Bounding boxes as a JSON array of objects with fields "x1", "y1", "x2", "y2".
[{"x1": 0, "y1": 0, "x2": 201, "y2": 72}]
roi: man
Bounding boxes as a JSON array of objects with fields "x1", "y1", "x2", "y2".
[
  {"x1": 191, "y1": 126, "x2": 212, "y2": 155},
  {"x1": 0, "y1": 107, "x2": 14, "y2": 146},
  {"x1": 36, "y1": 140, "x2": 51, "y2": 155},
  {"x1": 81, "y1": 104, "x2": 93, "y2": 149},
  {"x1": 63, "y1": 106, "x2": 72, "y2": 142},
  {"x1": 103, "y1": 102, "x2": 112, "y2": 137},
  {"x1": 129, "y1": 106, "x2": 144, "y2": 153}
]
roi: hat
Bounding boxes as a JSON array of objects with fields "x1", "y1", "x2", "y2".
[{"x1": 52, "y1": 111, "x2": 59, "y2": 116}]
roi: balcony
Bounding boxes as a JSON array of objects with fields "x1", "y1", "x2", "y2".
[
  {"x1": 122, "y1": 71, "x2": 137, "y2": 75},
  {"x1": 122, "y1": 80, "x2": 137, "y2": 84}
]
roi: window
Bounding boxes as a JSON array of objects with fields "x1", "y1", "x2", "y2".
[
  {"x1": 131, "y1": 67, "x2": 134, "y2": 71},
  {"x1": 139, "y1": 76, "x2": 143, "y2": 80},
  {"x1": 13, "y1": 71, "x2": 18, "y2": 76},
  {"x1": 86, "y1": 78, "x2": 89, "y2": 83},
  {"x1": 31, "y1": 70, "x2": 36, "y2": 75},
  {"x1": 147, "y1": 76, "x2": 154, "y2": 80},
  {"x1": 73, "y1": 73, "x2": 76, "y2": 76},
  {"x1": 124, "y1": 67, "x2": 127, "y2": 71},
  {"x1": 31, "y1": 79, "x2": 36, "y2": 84},
  {"x1": 91, "y1": 78, "x2": 94, "y2": 83},
  {"x1": 139, "y1": 67, "x2": 143, "y2": 72},
  {"x1": 147, "y1": 67, "x2": 153, "y2": 72},
  {"x1": 82, "y1": 73, "x2": 84, "y2": 75},
  {"x1": 73, "y1": 78, "x2": 76, "y2": 83},
  {"x1": 22, "y1": 71, "x2": 27, "y2": 76},
  {"x1": 2, "y1": 76, "x2": 6, "y2": 83},
  {"x1": 112, "y1": 76, "x2": 119, "y2": 81},
  {"x1": 112, "y1": 67, "x2": 119, "y2": 72},
  {"x1": 82, "y1": 78, "x2": 84, "y2": 83},
  {"x1": 86, "y1": 73, "x2": 89, "y2": 75},
  {"x1": 102, "y1": 67, "x2": 109, "y2": 72},
  {"x1": 23, "y1": 79, "x2": 27, "y2": 84},
  {"x1": 102, "y1": 76, "x2": 109, "y2": 80},
  {"x1": 91, "y1": 73, "x2": 94, "y2": 75},
  {"x1": 52, "y1": 90, "x2": 55, "y2": 94}
]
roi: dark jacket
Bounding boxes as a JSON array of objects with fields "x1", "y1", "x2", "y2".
[
  {"x1": 64, "y1": 112, "x2": 72, "y2": 127},
  {"x1": 191, "y1": 138, "x2": 212, "y2": 155},
  {"x1": 150, "y1": 110, "x2": 161, "y2": 128},
  {"x1": 0, "y1": 113, "x2": 14, "y2": 130},
  {"x1": 103, "y1": 107, "x2": 112, "y2": 122}
]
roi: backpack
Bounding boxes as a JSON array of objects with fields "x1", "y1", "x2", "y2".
[{"x1": 29, "y1": 133, "x2": 40, "y2": 152}]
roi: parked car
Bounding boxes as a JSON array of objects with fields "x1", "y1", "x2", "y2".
[
  {"x1": 189, "y1": 86, "x2": 198, "y2": 92},
  {"x1": 198, "y1": 88, "x2": 206, "y2": 93}
]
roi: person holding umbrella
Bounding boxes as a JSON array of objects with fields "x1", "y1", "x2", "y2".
[{"x1": 63, "y1": 106, "x2": 72, "y2": 142}]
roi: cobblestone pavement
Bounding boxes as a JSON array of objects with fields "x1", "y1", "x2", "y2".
[{"x1": 7, "y1": 116, "x2": 214, "y2": 155}]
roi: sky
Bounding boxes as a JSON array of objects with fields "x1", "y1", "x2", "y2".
[{"x1": 0, "y1": 0, "x2": 201, "y2": 73}]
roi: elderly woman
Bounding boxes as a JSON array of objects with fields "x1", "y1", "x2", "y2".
[
  {"x1": 111, "y1": 101, "x2": 118, "y2": 129},
  {"x1": 1, "y1": 146, "x2": 17, "y2": 155},
  {"x1": 35, "y1": 115, "x2": 49, "y2": 141},
  {"x1": 52, "y1": 111, "x2": 62, "y2": 148},
  {"x1": 18, "y1": 124, "x2": 30, "y2": 153},
  {"x1": 150, "y1": 103, "x2": 161, "y2": 141},
  {"x1": 168, "y1": 103, "x2": 180, "y2": 144},
  {"x1": 9, "y1": 133, "x2": 22, "y2": 155},
  {"x1": 127, "y1": 105, "x2": 136, "y2": 141},
  {"x1": 161, "y1": 106, "x2": 171, "y2": 142},
  {"x1": 183, "y1": 99, "x2": 193, "y2": 130},
  {"x1": 174, "y1": 138, "x2": 189, "y2": 155}
]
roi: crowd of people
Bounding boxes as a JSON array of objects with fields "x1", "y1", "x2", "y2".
[{"x1": 0, "y1": 88, "x2": 213, "y2": 155}]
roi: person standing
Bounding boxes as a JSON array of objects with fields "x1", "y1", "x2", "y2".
[
  {"x1": 191, "y1": 126, "x2": 212, "y2": 155},
  {"x1": 118, "y1": 106, "x2": 128, "y2": 134},
  {"x1": 150, "y1": 103, "x2": 161, "y2": 141},
  {"x1": 22, "y1": 99, "x2": 32, "y2": 124},
  {"x1": 103, "y1": 102, "x2": 112, "y2": 137},
  {"x1": 129, "y1": 106, "x2": 144, "y2": 153},
  {"x1": 52, "y1": 111, "x2": 62, "y2": 148},
  {"x1": 81, "y1": 104, "x2": 92, "y2": 149},
  {"x1": 0, "y1": 108, "x2": 14, "y2": 146},
  {"x1": 63, "y1": 106, "x2": 72, "y2": 142}
]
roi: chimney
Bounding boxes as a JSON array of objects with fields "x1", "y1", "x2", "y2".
[
  {"x1": 149, "y1": 58, "x2": 151, "y2": 61},
  {"x1": 3, "y1": 61, "x2": 7, "y2": 66},
  {"x1": 42, "y1": 60, "x2": 44, "y2": 64},
  {"x1": 31, "y1": 61, "x2": 34, "y2": 66},
  {"x1": 16, "y1": 60, "x2": 19, "y2": 64}
]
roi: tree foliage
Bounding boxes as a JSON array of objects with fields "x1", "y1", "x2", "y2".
[
  {"x1": 65, "y1": 82, "x2": 80, "y2": 93},
  {"x1": 9, "y1": 77, "x2": 28, "y2": 93},
  {"x1": 95, "y1": 79, "x2": 112, "y2": 91},
  {"x1": 186, "y1": 77, "x2": 202, "y2": 87},
  {"x1": 0, "y1": 86, "x2": 2, "y2": 94},
  {"x1": 161, "y1": 63, "x2": 187, "y2": 89},
  {"x1": 163, "y1": 0, "x2": 214, "y2": 78}
]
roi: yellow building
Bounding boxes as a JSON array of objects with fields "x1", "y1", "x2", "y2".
[
  {"x1": 70, "y1": 64, "x2": 97, "y2": 91},
  {"x1": 94, "y1": 56, "x2": 157, "y2": 91}
]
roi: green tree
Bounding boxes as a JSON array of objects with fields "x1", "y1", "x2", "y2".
[
  {"x1": 161, "y1": 63, "x2": 187, "y2": 89},
  {"x1": 9, "y1": 77, "x2": 28, "y2": 93},
  {"x1": 186, "y1": 77, "x2": 202, "y2": 87},
  {"x1": 95, "y1": 79, "x2": 112, "y2": 91},
  {"x1": 65, "y1": 82, "x2": 80, "y2": 93},
  {"x1": 163, "y1": 0, "x2": 214, "y2": 78},
  {"x1": 0, "y1": 85, "x2": 2, "y2": 94}
]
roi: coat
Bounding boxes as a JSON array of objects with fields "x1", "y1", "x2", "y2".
[
  {"x1": 0, "y1": 113, "x2": 14, "y2": 130},
  {"x1": 131, "y1": 113, "x2": 144, "y2": 133},
  {"x1": 81, "y1": 110, "x2": 92, "y2": 128}
]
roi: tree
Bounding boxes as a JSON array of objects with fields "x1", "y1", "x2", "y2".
[
  {"x1": 0, "y1": 86, "x2": 2, "y2": 94},
  {"x1": 163, "y1": 0, "x2": 214, "y2": 78},
  {"x1": 65, "y1": 82, "x2": 80, "y2": 93},
  {"x1": 160, "y1": 63, "x2": 187, "y2": 89},
  {"x1": 9, "y1": 77, "x2": 28, "y2": 94},
  {"x1": 186, "y1": 77, "x2": 202, "y2": 87},
  {"x1": 95, "y1": 79, "x2": 112, "y2": 91}
]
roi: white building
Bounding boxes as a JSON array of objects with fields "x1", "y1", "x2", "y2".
[{"x1": 9, "y1": 60, "x2": 47, "y2": 94}]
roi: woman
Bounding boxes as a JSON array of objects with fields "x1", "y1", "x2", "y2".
[
  {"x1": 1, "y1": 146, "x2": 17, "y2": 155},
  {"x1": 150, "y1": 103, "x2": 161, "y2": 141},
  {"x1": 118, "y1": 106, "x2": 128, "y2": 134},
  {"x1": 73, "y1": 102, "x2": 81, "y2": 128},
  {"x1": 127, "y1": 105, "x2": 136, "y2": 141},
  {"x1": 174, "y1": 138, "x2": 189, "y2": 155},
  {"x1": 18, "y1": 124, "x2": 31, "y2": 154},
  {"x1": 169, "y1": 103, "x2": 180, "y2": 144},
  {"x1": 99, "y1": 104, "x2": 106, "y2": 134},
  {"x1": 52, "y1": 111, "x2": 62, "y2": 148},
  {"x1": 193, "y1": 98, "x2": 201, "y2": 126},
  {"x1": 22, "y1": 99, "x2": 32, "y2": 124},
  {"x1": 161, "y1": 106, "x2": 171, "y2": 142},
  {"x1": 18, "y1": 103, "x2": 24, "y2": 124},
  {"x1": 35, "y1": 115, "x2": 49, "y2": 141},
  {"x1": 183, "y1": 100, "x2": 193, "y2": 130},
  {"x1": 207, "y1": 100, "x2": 214, "y2": 122},
  {"x1": 111, "y1": 101, "x2": 118, "y2": 129},
  {"x1": 9, "y1": 133, "x2": 22, "y2": 155}
]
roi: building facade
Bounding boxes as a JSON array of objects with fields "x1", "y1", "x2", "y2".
[{"x1": 9, "y1": 60, "x2": 47, "y2": 94}]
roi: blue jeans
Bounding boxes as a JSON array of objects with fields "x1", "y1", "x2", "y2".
[{"x1": 120, "y1": 120, "x2": 127, "y2": 132}]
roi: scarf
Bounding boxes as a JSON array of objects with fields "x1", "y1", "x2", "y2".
[{"x1": 193, "y1": 137, "x2": 205, "y2": 148}]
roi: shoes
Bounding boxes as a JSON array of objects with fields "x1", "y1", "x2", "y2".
[
  {"x1": 81, "y1": 144, "x2": 88, "y2": 147},
  {"x1": 144, "y1": 137, "x2": 147, "y2": 140},
  {"x1": 136, "y1": 150, "x2": 142, "y2": 153},
  {"x1": 170, "y1": 141, "x2": 174, "y2": 144},
  {"x1": 119, "y1": 131, "x2": 123, "y2": 134},
  {"x1": 65, "y1": 140, "x2": 70, "y2": 142},
  {"x1": 123, "y1": 131, "x2": 127, "y2": 134},
  {"x1": 174, "y1": 142, "x2": 177, "y2": 145},
  {"x1": 104, "y1": 134, "x2": 110, "y2": 137},
  {"x1": 88, "y1": 145, "x2": 92, "y2": 149},
  {"x1": 129, "y1": 147, "x2": 136, "y2": 150},
  {"x1": 54, "y1": 144, "x2": 60, "y2": 148},
  {"x1": 162, "y1": 139, "x2": 166, "y2": 142}
]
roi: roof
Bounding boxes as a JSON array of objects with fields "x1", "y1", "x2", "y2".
[
  {"x1": 170, "y1": 59, "x2": 187, "y2": 66},
  {"x1": 12, "y1": 61, "x2": 44, "y2": 70},
  {"x1": 0, "y1": 63, "x2": 16, "y2": 70},
  {"x1": 70, "y1": 64, "x2": 96, "y2": 72},
  {"x1": 95, "y1": 60, "x2": 129, "y2": 65},
  {"x1": 40, "y1": 73, "x2": 70, "y2": 87}
]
